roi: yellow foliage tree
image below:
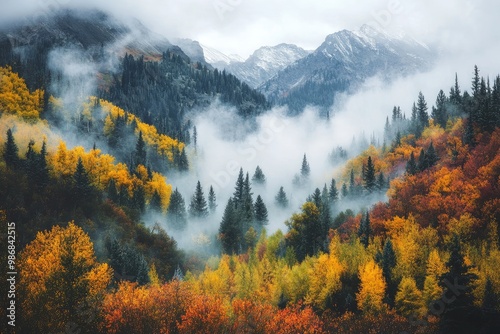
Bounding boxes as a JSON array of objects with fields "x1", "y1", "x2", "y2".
[
  {"x1": 18, "y1": 222, "x2": 111, "y2": 333},
  {"x1": 306, "y1": 252, "x2": 344, "y2": 310},
  {"x1": 356, "y1": 260, "x2": 386, "y2": 314},
  {"x1": 395, "y1": 277, "x2": 423, "y2": 317},
  {"x1": 0, "y1": 66, "x2": 44, "y2": 120}
]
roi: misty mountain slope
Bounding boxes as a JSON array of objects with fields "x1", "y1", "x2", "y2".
[
  {"x1": 260, "y1": 24, "x2": 436, "y2": 113},
  {"x1": 206, "y1": 43, "x2": 310, "y2": 89},
  {"x1": 201, "y1": 44, "x2": 244, "y2": 67},
  {"x1": 0, "y1": 8, "x2": 270, "y2": 141}
]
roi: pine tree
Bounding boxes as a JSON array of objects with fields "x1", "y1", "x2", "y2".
[
  {"x1": 300, "y1": 153, "x2": 310, "y2": 178},
  {"x1": 149, "y1": 191, "x2": 162, "y2": 212},
  {"x1": 132, "y1": 185, "x2": 146, "y2": 213},
  {"x1": 358, "y1": 212, "x2": 372, "y2": 248},
  {"x1": 472, "y1": 65, "x2": 480, "y2": 99},
  {"x1": 208, "y1": 185, "x2": 217, "y2": 213},
  {"x1": 134, "y1": 131, "x2": 147, "y2": 167},
  {"x1": 189, "y1": 181, "x2": 208, "y2": 219},
  {"x1": 364, "y1": 156, "x2": 376, "y2": 193},
  {"x1": 425, "y1": 142, "x2": 439, "y2": 168},
  {"x1": 107, "y1": 179, "x2": 119, "y2": 203},
  {"x1": 254, "y1": 195, "x2": 269, "y2": 228},
  {"x1": 178, "y1": 148, "x2": 189, "y2": 172},
  {"x1": 329, "y1": 178, "x2": 339, "y2": 204},
  {"x1": 3, "y1": 128, "x2": 19, "y2": 168},
  {"x1": 417, "y1": 148, "x2": 427, "y2": 172},
  {"x1": 341, "y1": 183, "x2": 349, "y2": 199},
  {"x1": 241, "y1": 173, "x2": 254, "y2": 230},
  {"x1": 192, "y1": 125, "x2": 197, "y2": 151},
  {"x1": 73, "y1": 157, "x2": 93, "y2": 204},
  {"x1": 449, "y1": 73, "x2": 462, "y2": 107},
  {"x1": 432, "y1": 89, "x2": 448, "y2": 128},
  {"x1": 406, "y1": 151, "x2": 418, "y2": 175},
  {"x1": 349, "y1": 168, "x2": 356, "y2": 197},
  {"x1": 382, "y1": 238, "x2": 397, "y2": 306},
  {"x1": 417, "y1": 91, "x2": 429, "y2": 136},
  {"x1": 464, "y1": 117, "x2": 476, "y2": 147},
  {"x1": 377, "y1": 172, "x2": 386, "y2": 192},
  {"x1": 167, "y1": 188, "x2": 187, "y2": 230},
  {"x1": 275, "y1": 186, "x2": 289, "y2": 208},
  {"x1": 233, "y1": 168, "x2": 245, "y2": 207},
  {"x1": 439, "y1": 235, "x2": 479, "y2": 333},
  {"x1": 252, "y1": 165, "x2": 266, "y2": 185},
  {"x1": 36, "y1": 140, "x2": 49, "y2": 189},
  {"x1": 219, "y1": 198, "x2": 240, "y2": 254}
]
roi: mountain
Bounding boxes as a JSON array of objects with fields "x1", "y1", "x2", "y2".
[
  {"x1": 0, "y1": 9, "x2": 270, "y2": 140},
  {"x1": 200, "y1": 44, "x2": 244, "y2": 67},
  {"x1": 259, "y1": 24, "x2": 436, "y2": 113},
  {"x1": 206, "y1": 43, "x2": 310, "y2": 88}
]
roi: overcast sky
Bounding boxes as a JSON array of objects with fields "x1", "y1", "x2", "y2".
[{"x1": 1, "y1": 0, "x2": 498, "y2": 64}]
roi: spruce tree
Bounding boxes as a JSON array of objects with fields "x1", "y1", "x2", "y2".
[
  {"x1": 417, "y1": 91, "x2": 429, "y2": 136},
  {"x1": 382, "y1": 238, "x2": 397, "y2": 306},
  {"x1": 178, "y1": 148, "x2": 189, "y2": 172},
  {"x1": 233, "y1": 168, "x2": 245, "y2": 207},
  {"x1": 254, "y1": 195, "x2": 269, "y2": 228},
  {"x1": 134, "y1": 131, "x2": 147, "y2": 167},
  {"x1": 219, "y1": 198, "x2": 239, "y2": 254},
  {"x1": 341, "y1": 183, "x2": 349, "y2": 199},
  {"x1": 377, "y1": 172, "x2": 386, "y2": 192},
  {"x1": 329, "y1": 178, "x2": 339, "y2": 204},
  {"x1": 241, "y1": 173, "x2": 254, "y2": 230},
  {"x1": 425, "y1": 142, "x2": 439, "y2": 168},
  {"x1": 252, "y1": 165, "x2": 266, "y2": 185},
  {"x1": 301, "y1": 153, "x2": 310, "y2": 178},
  {"x1": 189, "y1": 181, "x2": 208, "y2": 219},
  {"x1": 358, "y1": 212, "x2": 371, "y2": 248},
  {"x1": 349, "y1": 168, "x2": 356, "y2": 197},
  {"x1": 433, "y1": 89, "x2": 448, "y2": 128},
  {"x1": 275, "y1": 186, "x2": 289, "y2": 208},
  {"x1": 36, "y1": 140, "x2": 49, "y2": 189},
  {"x1": 107, "y1": 179, "x2": 119, "y2": 203},
  {"x1": 406, "y1": 151, "x2": 417, "y2": 175},
  {"x1": 167, "y1": 188, "x2": 187, "y2": 230},
  {"x1": 149, "y1": 191, "x2": 162, "y2": 212},
  {"x1": 417, "y1": 148, "x2": 427, "y2": 172},
  {"x1": 132, "y1": 185, "x2": 146, "y2": 213},
  {"x1": 208, "y1": 185, "x2": 217, "y2": 213},
  {"x1": 472, "y1": 65, "x2": 480, "y2": 98},
  {"x1": 3, "y1": 128, "x2": 18, "y2": 168},
  {"x1": 364, "y1": 156, "x2": 376, "y2": 193},
  {"x1": 73, "y1": 157, "x2": 93, "y2": 204},
  {"x1": 439, "y1": 235, "x2": 479, "y2": 334}
]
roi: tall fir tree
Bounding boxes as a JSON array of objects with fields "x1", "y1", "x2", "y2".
[
  {"x1": 406, "y1": 151, "x2": 417, "y2": 175},
  {"x1": 425, "y1": 141, "x2": 439, "y2": 168},
  {"x1": 432, "y1": 89, "x2": 448, "y2": 128},
  {"x1": 416, "y1": 91, "x2": 429, "y2": 136},
  {"x1": 381, "y1": 238, "x2": 397, "y2": 306},
  {"x1": 134, "y1": 131, "x2": 147, "y2": 168},
  {"x1": 300, "y1": 153, "x2": 310, "y2": 178},
  {"x1": 189, "y1": 181, "x2": 208, "y2": 219},
  {"x1": 219, "y1": 198, "x2": 240, "y2": 254},
  {"x1": 329, "y1": 178, "x2": 339, "y2": 204},
  {"x1": 364, "y1": 156, "x2": 376, "y2": 193},
  {"x1": 439, "y1": 235, "x2": 479, "y2": 334},
  {"x1": 252, "y1": 165, "x2": 266, "y2": 185},
  {"x1": 275, "y1": 186, "x2": 289, "y2": 208},
  {"x1": 358, "y1": 212, "x2": 372, "y2": 248},
  {"x1": 3, "y1": 128, "x2": 19, "y2": 168},
  {"x1": 167, "y1": 188, "x2": 187, "y2": 230},
  {"x1": 254, "y1": 195, "x2": 269, "y2": 228},
  {"x1": 233, "y1": 168, "x2": 245, "y2": 207},
  {"x1": 208, "y1": 185, "x2": 217, "y2": 214},
  {"x1": 177, "y1": 148, "x2": 189, "y2": 172},
  {"x1": 73, "y1": 157, "x2": 93, "y2": 204}
]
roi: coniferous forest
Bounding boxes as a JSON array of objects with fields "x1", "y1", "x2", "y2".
[{"x1": 1, "y1": 9, "x2": 500, "y2": 334}]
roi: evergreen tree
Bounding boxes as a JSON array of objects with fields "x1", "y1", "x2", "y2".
[
  {"x1": 439, "y1": 235, "x2": 479, "y2": 334},
  {"x1": 208, "y1": 185, "x2": 217, "y2": 213},
  {"x1": 406, "y1": 151, "x2": 418, "y2": 175},
  {"x1": 425, "y1": 141, "x2": 439, "y2": 168},
  {"x1": 341, "y1": 183, "x2": 349, "y2": 199},
  {"x1": 432, "y1": 89, "x2": 448, "y2": 128},
  {"x1": 134, "y1": 131, "x2": 147, "y2": 167},
  {"x1": 189, "y1": 181, "x2": 208, "y2": 219},
  {"x1": 364, "y1": 156, "x2": 376, "y2": 193},
  {"x1": 167, "y1": 188, "x2": 187, "y2": 230},
  {"x1": 233, "y1": 168, "x2": 245, "y2": 207},
  {"x1": 192, "y1": 125, "x2": 197, "y2": 151},
  {"x1": 349, "y1": 168, "x2": 356, "y2": 197},
  {"x1": 275, "y1": 186, "x2": 289, "y2": 208},
  {"x1": 132, "y1": 185, "x2": 146, "y2": 213},
  {"x1": 382, "y1": 238, "x2": 397, "y2": 306},
  {"x1": 241, "y1": 173, "x2": 254, "y2": 230},
  {"x1": 472, "y1": 65, "x2": 480, "y2": 99},
  {"x1": 377, "y1": 172, "x2": 386, "y2": 192},
  {"x1": 149, "y1": 191, "x2": 162, "y2": 212},
  {"x1": 300, "y1": 153, "x2": 310, "y2": 178},
  {"x1": 395, "y1": 277, "x2": 423, "y2": 317},
  {"x1": 417, "y1": 148, "x2": 427, "y2": 172},
  {"x1": 107, "y1": 179, "x2": 119, "y2": 203},
  {"x1": 254, "y1": 195, "x2": 269, "y2": 228},
  {"x1": 3, "y1": 128, "x2": 18, "y2": 168},
  {"x1": 464, "y1": 118, "x2": 476, "y2": 148},
  {"x1": 177, "y1": 148, "x2": 189, "y2": 172},
  {"x1": 417, "y1": 91, "x2": 429, "y2": 136},
  {"x1": 358, "y1": 212, "x2": 371, "y2": 248},
  {"x1": 252, "y1": 165, "x2": 266, "y2": 185},
  {"x1": 73, "y1": 157, "x2": 93, "y2": 204},
  {"x1": 449, "y1": 73, "x2": 462, "y2": 107},
  {"x1": 482, "y1": 277, "x2": 498, "y2": 311},
  {"x1": 329, "y1": 178, "x2": 339, "y2": 204},
  {"x1": 219, "y1": 198, "x2": 240, "y2": 254},
  {"x1": 36, "y1": 140, "x2": 49, "y2": 189}
]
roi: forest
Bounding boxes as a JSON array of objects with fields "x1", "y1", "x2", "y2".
[{"x1": 0, "y1": 59, "x2": 500, "y2": 334}]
